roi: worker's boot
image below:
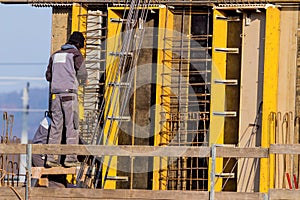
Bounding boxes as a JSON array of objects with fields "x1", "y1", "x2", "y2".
[
  {"x1": 45, "y1": 160, "x2": 61, "y2": 168},
  {"x1": 64, "y1": 160, "x2": 81, "y2": 168}
]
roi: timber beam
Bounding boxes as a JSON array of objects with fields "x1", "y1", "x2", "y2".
[
  {"x1": 0, "y1": 144, "x2": 268, "y2": 157},
  {"x1": 2, "y1": 0, "x2": 300, "y2": 5},
  {"x1": 0, "y1": 188, "x2": 265, "y2": 200}
]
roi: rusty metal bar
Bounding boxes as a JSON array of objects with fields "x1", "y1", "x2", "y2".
[{"x1": 0, "y1": 112, "x2": 21, "y2": 187}]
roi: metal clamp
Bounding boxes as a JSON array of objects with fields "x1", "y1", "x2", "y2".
[
  {"x1": 213, "y1": 111, "x2": 237, "y2": 117},
  {"x1": 107, "y1": 116, "x2": 131, "y2": 121},
  {"x1": 214, "y1": 79, "x2": 238, "y2": 85},
  {"x1": 214, "y1": 48, "x2": 239, "y2": 54}
]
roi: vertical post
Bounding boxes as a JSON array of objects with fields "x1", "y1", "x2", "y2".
[
  {"x1": 21, "y1": 83, "x2": 30, "y2": 183},
  {"x1": 209, "y1": 8, "x2": 228, "y2": 191},
  {"x1": 260, "y1": 7, "x2": 280, "y2": 193},
  {"x1": 26, "y1": 144, "x2": 32, "y2": 200},
  {"x1": 210, "y1": 144, "x2": 217, "y2": 200},
  {"x1": 263, "y1": 192, "x2": 269, "y2": 200}
]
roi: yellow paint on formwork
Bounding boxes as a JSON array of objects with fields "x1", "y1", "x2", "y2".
[
  {"x1": 72, "y1": 3, "x2": 87, "y2": 57},
  {"x1": 69, "y1": 3, "x2": 87, "y2": 184},
  {"x1": 208, "y1": 9, "x2": 228, "y2": 191},
  {"x1": 100, "y1": 8, "x2": 124, "y2": 189},
  {"x1": 71, "y1": 3, "x2": 87, "y2": 121},
  {"x1": 259, "y1": 7, "x2": 280, "y2": 193},
  {"x1": 153, "y1": 6, "x2": 173, "y2": 190}
]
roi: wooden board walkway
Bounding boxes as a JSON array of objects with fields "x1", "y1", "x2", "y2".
[
  {"x1": 0, "y1": 187, "x2": 265, "y2": 200},
  {"x1": 1, "y1": 144, "x2": 300, "y2": 199},
  {"x1": 2, "y1": 187, "x2": 300, "y2": 200}
]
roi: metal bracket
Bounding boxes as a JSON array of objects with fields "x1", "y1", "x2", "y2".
[
  {"x1": 214, "y1": 48, "x2": 239, "y2": 54},
  {"x1": 213, "y1": 112, "x2": 237, "y2": 117},
  {"x1": 106, "y1": 176, "x2": 129, "y2": 181},
  {"x1": 215, "y1": 15, "x2": 240, "y2": 21},
  {"x1": 107, "y1": 82, "x2": 130, "y2": 87},
  {"x1": 107, "y1": 116, "x2": 131, "y2": 121},
  {"x1": 214, "y1": 79, "x2": 238, "y2": 85},
  {"x1": 110, "y1": 18, "x2": 127, "y2": 23},
  {"x1": 215, "y1": 173, "x2": 235, "y2": 178},
  {"x1": 109, "y1": 52, "x2": 133, "y2": 57},
  {"x1": 216, "y1": 15, "x2": 227, "y2": 20}
]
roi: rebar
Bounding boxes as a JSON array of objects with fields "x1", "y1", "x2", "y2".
[{"x1": 0, "y1": 112, "x2": 21, "y2": 187}]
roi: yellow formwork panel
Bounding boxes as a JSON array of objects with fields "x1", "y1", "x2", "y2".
[
  {"x1": 100, "y1": 8, "x2": 124, "y2": 189},
  {"x1": 208, "y1": 9, "x2": 228, "y2": 191},
  {"x1": 72, "y1": 3, "x2": 87, "y2": 57},
  {"x1": 72, "y1": 3, "x2": 87, "y2": 40},
  {"x1": 260, "y1": 7, "x2": 280, "y2": 193},
  {"x1": 153, "y1": 6, "x2": 173, "y2": 190},
  {"x1": 71, "y1": 3, "x2": 87, "y2": 121}
]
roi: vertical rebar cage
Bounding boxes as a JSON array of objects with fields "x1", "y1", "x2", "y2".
[
  {"x1": 79, "y1": 5, "x2": 213, "y2": 190},
  {"x1": 159, "y1": 7, "x2": 212, "y2": 191},
  {"x1": 80, "y1": 8, "x2": 108, "y2": 144}
]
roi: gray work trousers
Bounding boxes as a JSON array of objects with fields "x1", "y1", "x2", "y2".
[{"x1": 47, "y1": 93, "x2": 79, "y2": 162}]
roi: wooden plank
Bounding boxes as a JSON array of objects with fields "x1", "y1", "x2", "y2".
[
  {"x1": 215, "y1": 192, "x2": 264, "y2": 200},
  {"x1": 270, "y1": 144, "x2": 300, "y2": 154},
  {"x1": 32, "y1": 167, "x2": 43, "y2": 179},
  {"x1": 0, "y1": 144, "x2": 270, "y2": 158},
  {"x1": 216, "y1": 147, "x2": 268, "y2": 158},
  {"x1": 237, "y1": 12, "x2": 264, "y2": 192},
  {"x1": 0, "y1": 144, "x2": 211, "y2": 157},
  {"x1": 0, "y1": 144, "x2": 25, "y2": 154},
  {"x1": 31, "y1": 167, "x2": 77, "y2": 178},
  {"x1": 269, "y1": 189, "x2": 300, "y2": 199},
  {"x1": 0, "y1": 188, "x2": 264, "y2": 200},
  {"x1": 32, "y1": 188, "x2": 207, "y2": 199},
  {"x1": 0, "y1": 186, "x2": 25, "y2": 200},
  {"x1": 3, "y1": 0, "x2": 300, "y2": 4}
]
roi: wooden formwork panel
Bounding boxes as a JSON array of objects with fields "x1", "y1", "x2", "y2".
[
  {"x1": 238, "y1": 11, "x2": 265, "y2": 192},
  {"x1": 51, "y1": 7, "x2": 72, "y2": 54}
]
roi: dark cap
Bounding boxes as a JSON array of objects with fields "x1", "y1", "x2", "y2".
[{"x1": 68, "y1": 31, "x2": 85, "y2": 48}]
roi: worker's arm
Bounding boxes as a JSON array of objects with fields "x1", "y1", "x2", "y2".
[
  {"x1": 45, "y1": 56, "x2": 53, "y2": 82},
  {"x1": 73, "y1": 50, "x2": 87, "y2": 85},
  {"x1": 77, "y1": 60, "x2": 88, "y2": 85}
]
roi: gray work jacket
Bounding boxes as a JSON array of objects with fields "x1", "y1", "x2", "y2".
[{"x1": 45, "y1": 44, "x2": 87, "y2": 94}]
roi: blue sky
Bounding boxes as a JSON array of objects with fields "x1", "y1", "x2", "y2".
[{"x1": 0, "y1": 4, "x2": 52, "y2": 93}]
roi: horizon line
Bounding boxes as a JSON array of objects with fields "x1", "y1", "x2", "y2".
[
  {"x1": 0, "y1": 108, "x2": 46, "y2": 112},
  {"x1": 0, "y1": 76, "x2": 44, "y2": 80}
]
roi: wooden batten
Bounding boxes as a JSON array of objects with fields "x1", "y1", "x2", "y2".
[{"x1": 0, "y1": 188, "x2": 265, "y2": 200}]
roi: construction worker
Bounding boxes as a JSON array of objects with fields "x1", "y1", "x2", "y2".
[
  {"x1": 45, "y1": 31, "x2": 87, "y2": 168},
  {"x1": 32, "y1": 112, "x2": 66, "y2": 188}
]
